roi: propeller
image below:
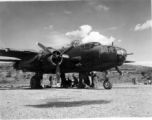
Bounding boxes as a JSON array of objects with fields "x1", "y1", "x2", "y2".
[
  {"x1": 36, "y1": 42, "x2": 54, "y2": 53},
  {"x1": 56, "y1": 63, "x2": 60, "y2": 83},
  {"x1": 37, "y1": 42, "x2": 74, "y2": 82}
]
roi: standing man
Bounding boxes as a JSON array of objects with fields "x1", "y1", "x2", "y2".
[
  {"x1": 72, "y1": 73, "x2": 79, "y2": 88},
  {"x1": 78, "y1": 73, "x2": 90, "y2": 88},
  {"x1": 60, "y1": 73, "x2": 67, "y2": 88}
]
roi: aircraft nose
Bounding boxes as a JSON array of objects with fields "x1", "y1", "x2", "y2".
[
  {"x1": 116, "y1": 49, "x2": 127, "y2": 56},
  {"x1": 116, "y1": 48, "x2": 127, "y2": 64}
]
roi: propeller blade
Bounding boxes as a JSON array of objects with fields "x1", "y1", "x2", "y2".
[
  {"x1": 115, "y1": 66, "x2": 122, "y2": 76},
  {"x1": 36, "y1": 42, "x2": 53, "y2": 53},
  {"x1": 56, "y1": 63, "x2": 60, "y2": 83},
  {"x1": 61, "y1": 45, "x2": 74, "y2": 55},
  {"x1": 62, "y1": 54, "x2": 69, "y2": 58},
  {"x1": 125, "y1": 61, "x2": 135, "y2": 63}
]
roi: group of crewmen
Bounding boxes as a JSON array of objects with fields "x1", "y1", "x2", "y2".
[{"x1": 48, "y1": 72, "x2": 98, "y2": 88}]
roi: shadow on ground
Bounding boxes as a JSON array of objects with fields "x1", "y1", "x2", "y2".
[
  {"x1": 113, "y1": 86, "x2": 138, "y2": 89},
  {"x1": 26, "y1": 99, "x2": 111, "y2": 108},
  {"x1": 0, "y1": 86, "x2": 105, "y2": 91}
]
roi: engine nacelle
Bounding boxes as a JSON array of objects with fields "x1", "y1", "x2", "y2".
[
  {"x1": 13, "y1": 61, "x2": 20, "y2": 70},
  {"x1": 48, "y1": 50, "x2": 63, "y2": 65}
]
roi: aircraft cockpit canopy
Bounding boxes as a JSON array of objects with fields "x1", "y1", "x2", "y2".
[
  {"x1": 83, "y1": 42, "x2": 101, "y2": 50},
  {"x1": 90, "y1": 42, "x2": 101, "y2": 47},
  {"x1": 71, "y1": 40, "x2": 82, "y2": 46}
]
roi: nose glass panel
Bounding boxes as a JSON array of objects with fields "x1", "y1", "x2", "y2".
[
  {"x1": 115, "y1": 47, "x2": 127, "y2": 56},
  {"x1": 117, "y1": 49, "x2": 125, "y2": 56},
  {"x1": 115, "y1": 47, "x2": 127, "y2": 64}
]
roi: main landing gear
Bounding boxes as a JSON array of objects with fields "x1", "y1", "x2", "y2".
[{"x1": 30, "y1": 73, "x2": 43, "y2": 89}]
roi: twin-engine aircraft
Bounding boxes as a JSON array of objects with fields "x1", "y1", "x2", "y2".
[{"x1": 0, "y1": 40, "x2": 133, "y2": 89}]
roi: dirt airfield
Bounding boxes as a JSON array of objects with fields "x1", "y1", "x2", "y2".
[{"x1": 0, "y1": 83, "x2": 152, "y2": 119}]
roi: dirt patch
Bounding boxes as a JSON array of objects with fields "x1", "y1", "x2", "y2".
[{"x1": 0, "y1": 84, "x2": 152, "y2": 119}]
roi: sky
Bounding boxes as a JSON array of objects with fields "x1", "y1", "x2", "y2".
[{"x1": 0, "y1": 0, "x2": 151, "y2": 63}]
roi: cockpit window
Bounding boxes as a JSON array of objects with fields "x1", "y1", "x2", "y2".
[
  {"x1": 91, "y1": 42, "x2": 101, "y2": 48},
  {"x1": 84, "y1": 44, "x2": 90, "y2": 50},
  {"x1": 83, "y1": 42, "x2": 101, "y2": 50}
]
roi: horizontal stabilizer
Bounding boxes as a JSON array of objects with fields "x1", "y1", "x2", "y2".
[{"x1": 0, "y1": 59, "x2": 20, "y2": 62}]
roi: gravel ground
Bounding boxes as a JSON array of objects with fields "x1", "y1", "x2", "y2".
[{"x1": 0, "y1": 83, "x2": 152, "y2": 119}]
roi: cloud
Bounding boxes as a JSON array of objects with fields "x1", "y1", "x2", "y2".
[
  {"x1": 44, "y1": 25, "x2": 53, "y2": 30},
  {"x1": 64, "y1": 11, "x2": 72, "y2": 14},
  {"x1": 65, "y1": 25, "x2": 92, "y2": 38},
  {"x1": 108, "y1": 27, "x2": 118, "y2": 30},
  {"x1": 95, "y1": 4, "x2": 110, "y2": 11},
  {"x1": 82, "y1": 31, "x2": 115, "y2": 45},
  {"x1": 87, "y1": 1, "x2": 110, "y2": 12},
  {"x1": 45, "y1": 31, "x2": 71, "y2": 48},
  {"x1": 134, "y1": 20, "x2": 152, "y2": 31},
  {"x1": 65, "y1": 25, "x2": 116, "y2": 45},
  {"x1": 114, "y1": 39, "x2": 121, "y2": 45},
  {"x1": 106, "y1": 24, "x2": 125, "y2": 31}
]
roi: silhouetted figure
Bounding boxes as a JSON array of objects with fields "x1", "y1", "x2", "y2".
[
  {"x1": 60, "y1": 73, "x2": 67, "y2": 88},
  {"x1": 72, "y1": 74, "x2": 79, "y2": 87},
  {"x1": 78, "y1": 73, "x2": 90, "y2": 88},
  {"x1": 90, "y1": 72, "x2": 97, "y2": 88},
  {"x1": 65, "y1": 75, "x2": 71, "y2": 88}
]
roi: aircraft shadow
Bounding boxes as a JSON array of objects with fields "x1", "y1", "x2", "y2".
[
  {"x1": 0, "y1": 86, "x2": 105, "y2": 91},
  {"x1": 26, "y1": 99, "x2": 111, "y2": 108}
]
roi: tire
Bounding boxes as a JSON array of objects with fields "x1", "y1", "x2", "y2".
[
  {"x1": 30, "y1": 76, "x2": 42, "y2": 89},
  {"x1": 103, "y1": 80, "x2": 112, "y2": 89},
  {"x1": 30, "y1": 76, "x2": 37, "y2": 89}
]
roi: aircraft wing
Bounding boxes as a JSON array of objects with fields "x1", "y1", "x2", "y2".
[{"x1": 0, "y1": 48, "x2": 38, "y2": 59}]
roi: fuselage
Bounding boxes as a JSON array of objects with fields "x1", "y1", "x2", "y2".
[{"x1": 15, "y1": 42, "x2": 127, "y2": 74}]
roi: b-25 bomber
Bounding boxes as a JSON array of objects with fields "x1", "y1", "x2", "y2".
[{"x1": 0, "y1": 40, "x2": 133, "y2": 89}]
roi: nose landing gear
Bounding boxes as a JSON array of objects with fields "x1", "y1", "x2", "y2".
[
  {"x1": 103, "y1": 79, "x2": 112, "y2": 89},
  {"x1": 102, "y1": 71, "x2": 112, "y2": 89}
]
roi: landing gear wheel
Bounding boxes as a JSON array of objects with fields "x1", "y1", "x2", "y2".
[
  {"x1": 30, "y1": 75, "x2": 43, "y2": 89},
  {"x1": 30, "y1": 76, "x2": 36, "y2": 89},
  {"x1": 103, "y1": 80, "x2": 112, "y2": 89}
]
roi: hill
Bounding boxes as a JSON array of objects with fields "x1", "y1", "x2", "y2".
[{"x1": 0, "y1": 63, "x2": 151, "y2": 86}]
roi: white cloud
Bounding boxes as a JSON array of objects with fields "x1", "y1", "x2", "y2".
[
  {"x1": 65, "y1": 25, "x2": 92, "y2": 38},
  {"x1": 64, "y1": 11, "x2": 72, "y2": 14},
  {"x1": 44, "y1": 25, "x2": 53, "y2": 30},
  {"x1": 95, "y1": 4, "x2": 110, "y2": 11},
  {"x1": 65, "y1": 25, "x2": 116, "y2": 45},
  {"x1": 88, "y1": 1, "x2": 110, "y2": 12},
  {"x1": 45, "y1": 32, "x2": 71, "y2": 48},
  {"x1": 134, "y1": 20, "x2": 152, "y2": 31},
  {"x1": 82, "y1": 31, "x2": 115, "y2": 45}
]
